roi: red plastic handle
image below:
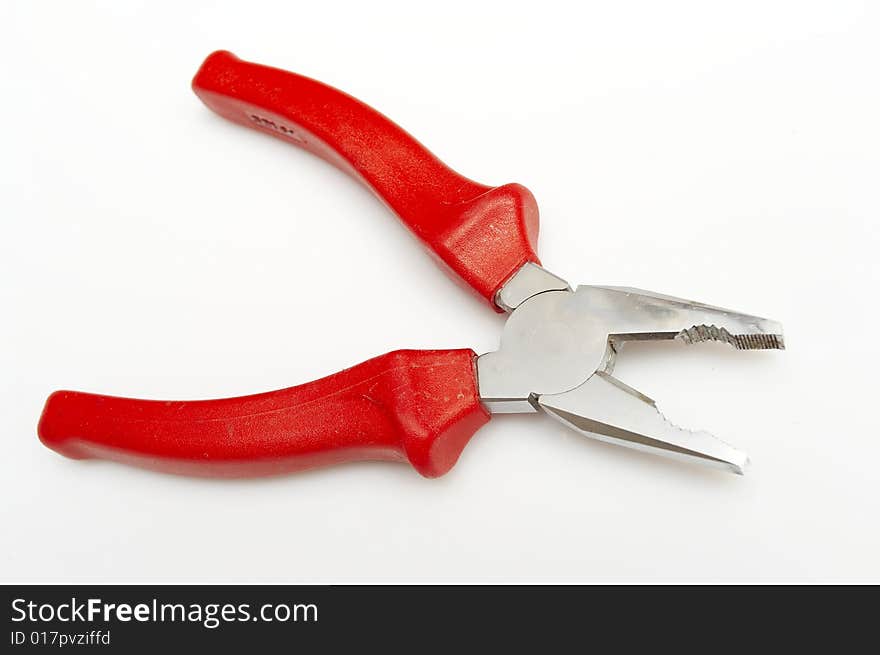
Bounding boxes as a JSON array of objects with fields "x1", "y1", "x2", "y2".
[
  {"x1": 38, "y1": 350, "x2": 489, "y2": 478},
  {"x1": 192, "y1": 50, "x2": 540, "y2": 308}
]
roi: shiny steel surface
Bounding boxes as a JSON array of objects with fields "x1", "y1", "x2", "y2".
[
  {"x1": 478, "y1": 264, "x2": 784, "y2": 473},
  {"x1": 495, "y1": 262, "x2": 570, "y2": 311},
  {"x1": 539, "y1": 372, "x2": 751, "y2": 474}
]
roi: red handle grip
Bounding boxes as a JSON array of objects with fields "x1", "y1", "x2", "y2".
[
  {"x1": 192, "y1": 50, "x2": 540, "y2": 308},
  {"x1": 38, "y1": 350, "x2": 489, "y2": 478}
]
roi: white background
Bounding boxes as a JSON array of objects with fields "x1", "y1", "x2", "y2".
[{"x1": 2, "y1": 1, "x2": 878, "y2": 583}]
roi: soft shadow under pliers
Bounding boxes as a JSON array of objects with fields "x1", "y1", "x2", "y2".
[{"x1": 38, "y1": 51, "x2": 784, "y2": 478}]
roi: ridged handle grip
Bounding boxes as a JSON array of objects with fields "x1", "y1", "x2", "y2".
[
  {"x1": 192, "y1": 50, "x2": 540, "y2": 308},
  {"x1": 38, "y1": 350, "x2": 489, "y2": 478}
]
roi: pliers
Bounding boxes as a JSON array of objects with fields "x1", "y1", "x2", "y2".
[{"x1": 38, "y1": 51, "x2": 784, "y2": 478}]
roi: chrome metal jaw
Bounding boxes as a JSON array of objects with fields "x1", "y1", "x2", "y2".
[{"x1": 478, "y1": 263, "x2": 784, "y2": 474}]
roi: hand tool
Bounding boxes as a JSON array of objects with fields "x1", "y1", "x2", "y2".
[{"x1": 37, "y1": 51, "x2": 784, "y2": 478}]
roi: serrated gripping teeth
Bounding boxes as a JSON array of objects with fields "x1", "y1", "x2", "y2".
[
  {"x1": 589, "y1": 286, "x2": 785, "y2": 352},
  {"x1": 677, "y1": 325, "x2": 785, "y2": 350},
  {"x1": 537, "y1": 372, "x2": 750, "y2": 474}
]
